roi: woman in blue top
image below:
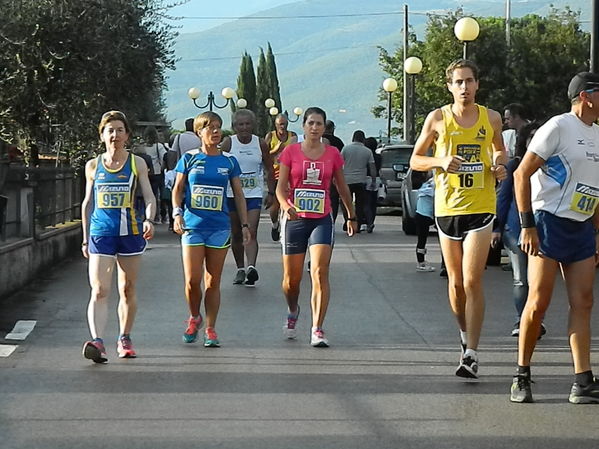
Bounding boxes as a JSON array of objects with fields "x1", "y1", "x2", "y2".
[
  {"x1": 81, "y1": 110, "x2": 156, "y2": 363},
  {"x1": 492, "y1": 122, "x2": 542, "y2": 337},
  {"x1": 172, "y1": 111, "x2": 251, "y2": 347}
]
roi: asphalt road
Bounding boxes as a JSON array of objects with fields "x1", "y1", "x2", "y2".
[{"x1": 1, "y1": 213, "x2": 598, "y2": 449}]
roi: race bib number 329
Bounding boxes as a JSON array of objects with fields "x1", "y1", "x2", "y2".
[
  {"x1": 191, "y1": 185, "x2": 224, "y2": 211},
  {"x1": 294, "y1": 189, "x2": 325, "y2": 214}
]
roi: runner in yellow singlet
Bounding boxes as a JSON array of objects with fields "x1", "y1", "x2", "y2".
[
  {"x1": 410, "y1": 60, "x2": 507, "y2": 379},
  {"x1": 265, "y1": 113, "x2": 298, "y2": 241}
]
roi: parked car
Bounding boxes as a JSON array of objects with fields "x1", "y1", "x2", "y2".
[
  {"x1": 377, "y1": 143, "x2": 414, "y2": 208},
  {"x1": 400, "y1": 168, "x2": 432, "y2": 235}
]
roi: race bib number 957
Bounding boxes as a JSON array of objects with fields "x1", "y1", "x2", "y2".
[{"x1": 96, "y1": 184, "x2": 131, "y2": 209}]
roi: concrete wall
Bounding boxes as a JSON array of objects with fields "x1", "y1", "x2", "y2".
[{"x1": 0, "y1": 223, "x2": 81, "y2": 299}]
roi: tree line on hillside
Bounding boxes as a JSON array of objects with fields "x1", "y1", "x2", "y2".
[
  {"x1": 374, "y1": 7, "x2": 590, "y2": 140},
  {"x1": 0, "y1": 0, "x2": 176, "y2": 166},
  {"x1": 236, "y1": 43, "x2": 282, "y2": 137}
]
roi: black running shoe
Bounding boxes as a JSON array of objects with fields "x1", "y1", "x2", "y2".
[
  {"x1": 569, "y1": 378, "x2": 599, "y2": 404},
  {"x1": 456, "y1": 356, "x2": 478, "y2": 379},
  {"x1": 271, "y1": 224, "x2": 280, "y2": 241},
  {"x1": 538, "y1": 323, "x2": 547, "y2": 340},
  {"x1": 510, "y1": 375, "x2": 533, "y2": 403},
  {"x1": 244, "y1": 266, "x2": 259, "y2": 287}
]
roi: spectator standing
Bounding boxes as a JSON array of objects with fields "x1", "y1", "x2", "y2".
[
  {"x1": 341, "y1": 130, "x2": 376, "y2": 232},
  {"x1": 171, "y1": 118, "x2": 202, "y2": 159},
  {"x1": 323, "y1": 120, "x2": 345, "y2": 221},
  {"x1": 502, "y1": 103, "x2": 530, "y2": 158},
  {"x1": 364, "y1": 137, "x2": 381, "y2": 232}
]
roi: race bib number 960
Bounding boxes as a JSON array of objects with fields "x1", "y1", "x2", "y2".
[
  {"x1": 294, "y1": 189, "x2": 325, "y2": 214},
  {"x1": 191, "y1": 185, "x2": 224, "y2": 211},
  {"x1": 570, "y1": 183, "x2": 599, "y2": 216}
]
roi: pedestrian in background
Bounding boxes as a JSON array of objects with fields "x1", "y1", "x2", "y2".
[{"x1": 364, "y1": 136, "x2": 381, "y2": 233}]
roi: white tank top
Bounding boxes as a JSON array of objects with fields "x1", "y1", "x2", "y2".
[{"x1": 226, "y1": 134, "x2": 263, "y2": 198}]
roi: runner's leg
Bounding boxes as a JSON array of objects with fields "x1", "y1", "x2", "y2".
[
  {"x1": 115, "y1": 254, "x2": 142, "y2": 336},
  {"x1": 87, "y1": 254, "x2": 115, "y2": 339}
]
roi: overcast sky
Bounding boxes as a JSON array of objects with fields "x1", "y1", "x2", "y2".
[{"x1": 167, "y1": 0, "x2": 298, "y2": 34}]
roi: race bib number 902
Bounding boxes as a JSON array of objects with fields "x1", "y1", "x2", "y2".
[
  {"x1": 191, "y1": 185, "x2": 224, "y2": 211},
  {"x1": 294, "y1": 188, "x2": 325, "y2": 214},
  {"x1": 96, "y1": 184, "x2": 132, "y2": 209}
]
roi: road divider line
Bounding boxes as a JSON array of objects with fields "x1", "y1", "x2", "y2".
[
  {"x1": 0, "y1": 344, "x2": 18, "y2": 357},
  {"x1": 5, "y1": 320, "x2": 37, "y2": 340}
]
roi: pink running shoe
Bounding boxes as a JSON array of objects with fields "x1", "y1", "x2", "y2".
[
  {"x1": 183, "y1": 315, "x2": 203, "y2": 343},
  {"x1": 82, "y1": 339, "x2": 108, "y2": 363},
  {"x1": 117, "y1": 335, "x2": 137, "y2": 358}
]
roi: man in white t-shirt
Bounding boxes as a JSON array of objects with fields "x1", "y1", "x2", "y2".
[
  {"x1": 511, "y1": 72, "x2": 599, "y2": 404},
  {"x1": 172, "y1": 118, "x2": 201, "y2": 159}
]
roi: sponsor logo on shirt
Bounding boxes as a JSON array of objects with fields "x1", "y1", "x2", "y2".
[
  {"x1": 585, "y1": 151, "x2": 599, "y2": 162},
  {"x1": 190, "y1": 167, "x2": 205, "y2": 175},
  {"x1": 302, "y1": 161, "x2": 323, "y2": 185},
  {"x1": 475, "y1": 126, "x2": 487, "y2": 141},
  {"x1": 218, "y1": 167, "x2": 230, "y2": 175}
]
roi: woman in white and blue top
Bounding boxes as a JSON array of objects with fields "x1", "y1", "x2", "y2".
[
  {"x1": 221, "y1": 109, "x2": 275, "y2": 287},
  {"x1": 172, "y1": 111, "x2": 251, "y2": 348}
]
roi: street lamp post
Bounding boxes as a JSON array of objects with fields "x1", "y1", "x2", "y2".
[
  {"x1": 454, "y1": 17, "x2": 480, "y2": 59},
  {"x1": 188, "y1": 87, "x2": 238, "y2": 111},
  {"x1": 404, "y1": 56, "x2": 423, "y2": 145},
  {"x1": 286, "y1": 107, "x2": 304, "y2": 123},
  {"x1": 382, "y1": 77, "x2": 398, "y2": 144}
]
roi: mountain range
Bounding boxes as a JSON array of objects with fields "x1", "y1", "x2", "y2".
[{"x1": 165, "y1": 0, "x2": 590, "y2": 142}]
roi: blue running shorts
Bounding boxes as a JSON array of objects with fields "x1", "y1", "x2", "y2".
[
  {"x1": 533, "y1": 210, "x2": 595, "y2": 264},
  {"x1": 227, "y1": 197, "x2": 262, "y2": 212},
  {"x1": 281, "y1": 214, "x2": 334, "y2": 255},
  {"x1": 89, "y1": 235, "x2": 147, "y2": 257},
  {"x1": 182, "y1": 228, "x2": 231, "y2": 248}
]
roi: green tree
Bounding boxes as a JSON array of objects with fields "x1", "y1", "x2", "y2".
[
  {"x1": 236, "y1": 52, "x2": 257, "y2": 113},
  {"x1": 0, "y1": 0, "x2": 177, "y2": 165},
  {"x1": 255, "y1": 48, "x2": 270, "y2": 137},
  {"x1": 374, "y1": 8, "x2": 589, "y2": 139},
  {"x1": 266, "y1": 42, "x2": 282, "y2": 116}
]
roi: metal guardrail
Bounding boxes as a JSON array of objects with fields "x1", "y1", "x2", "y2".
[{"x1": 0, "y1": 165, "x2": 82, "y2": 242}]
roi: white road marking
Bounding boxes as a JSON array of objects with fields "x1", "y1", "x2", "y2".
[
  {"x1": 5, "y1": 320, "x2": 37, "y2": 340},
  {"x1": 0, "y1": 344, "x2": 18, "y2": 357}
]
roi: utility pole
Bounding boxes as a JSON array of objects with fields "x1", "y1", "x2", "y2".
[
  {"x1": 592, "y1": 0, "x2": 599, "y2": 72},
  {"x1": 402, "y1": 3, "x2": 408, "y2": 143},
  {"x1": 505, "y1": 0, "x2": 511, "y2": 48}
]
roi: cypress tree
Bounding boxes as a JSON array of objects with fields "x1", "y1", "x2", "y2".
[
  {"x1": 266, "y1": 43, "x2": 282, "y2": 115},
  {"x1": 236, "y1": 52, "x2": 257, "y2": 113},
  {"x1": 255, "y1": 48, "x2": 270, "y2": 136}
]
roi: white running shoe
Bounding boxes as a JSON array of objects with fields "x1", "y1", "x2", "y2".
[
  {"x1": 310, "y1": 327, "x2": 329, "y2": 347},
  {"x1": 416, "y1": 262, "x2": 435, "y2": 272}
]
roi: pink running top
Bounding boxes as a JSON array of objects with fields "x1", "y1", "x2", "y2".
[{"x1": 279, "y1": 143, "x2": 344, "y2": 219}]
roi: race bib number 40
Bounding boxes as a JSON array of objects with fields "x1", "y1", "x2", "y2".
[
  {"x1": 191, "y1": 185, "x2": 224, "y2": 211},
  {"x1": 570, "y1": 183, "x2": 599, "y2": 216},
  {"x1": 449, "y1": 162, "x2": 485, "y2": 189},
  {"x1": 96, "y1": 184, "x2": 131, "y2": 209},
  {"x1": 294, "y1": 188, "x2": 325, "y2": 214}
]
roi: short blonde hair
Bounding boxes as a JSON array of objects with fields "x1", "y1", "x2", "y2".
[
  {"x1": 98, "y1": 110, "x2": 131, "y2": 137},
  {"x1": 193, "y1": 111, "x2": 223, "y2": 134}
]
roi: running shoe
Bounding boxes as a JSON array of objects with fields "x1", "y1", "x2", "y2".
[
  {"x1": 271, "y1": 223, "x2": 280, "y2": 241},
  {"x1": 510, "y1": 374, "x2": 534, "y2": 403},
  {"x1": 117, "y1": 335, "x2": 137, "y2": 358},
  {"x1": 359, "y1": 224, "x2": 368, "y2": 233},
  {"x1": 456, "y1": 355, "x2": 478, "y2": 379},
  {"x1": 244, "y1": 266, "x2": 259, "y2": 287},
  {"x1": 538, "y1": 323, "x2": 547, "y2": 340},
  {"x1": 183, "y1": 315, "x2": 203, "y2": 343},
  {"x1": 204, "y1": 327, "x2": 220, "y2": 347},
  {"x1": 439, "y1": 267, "x2": 448, "y2": 278},
  {"x1": 511, "y1": 322, "x2": 520, "y2": 337},
  {"x1": 311, "y1": 327, "x2": 329, "y2": 348},
  {"x1": 367, "y1": 224, "x2": 374, "y2": 233},
  {"x1": 233, "y1": 269, "x2": 246, "y2": 285},
  {"x1": 82, "y1": 339, "x2": 108, "y2": 364},
  {"x1": 283, "y1": 306, "x2": 300, "y2": 340},
  {"x1": 416, "y1": 262, "x2": 435, "y2": 272},
  {"x1": 569, "y1": 378, "x2": 599, "y2": 404}
]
